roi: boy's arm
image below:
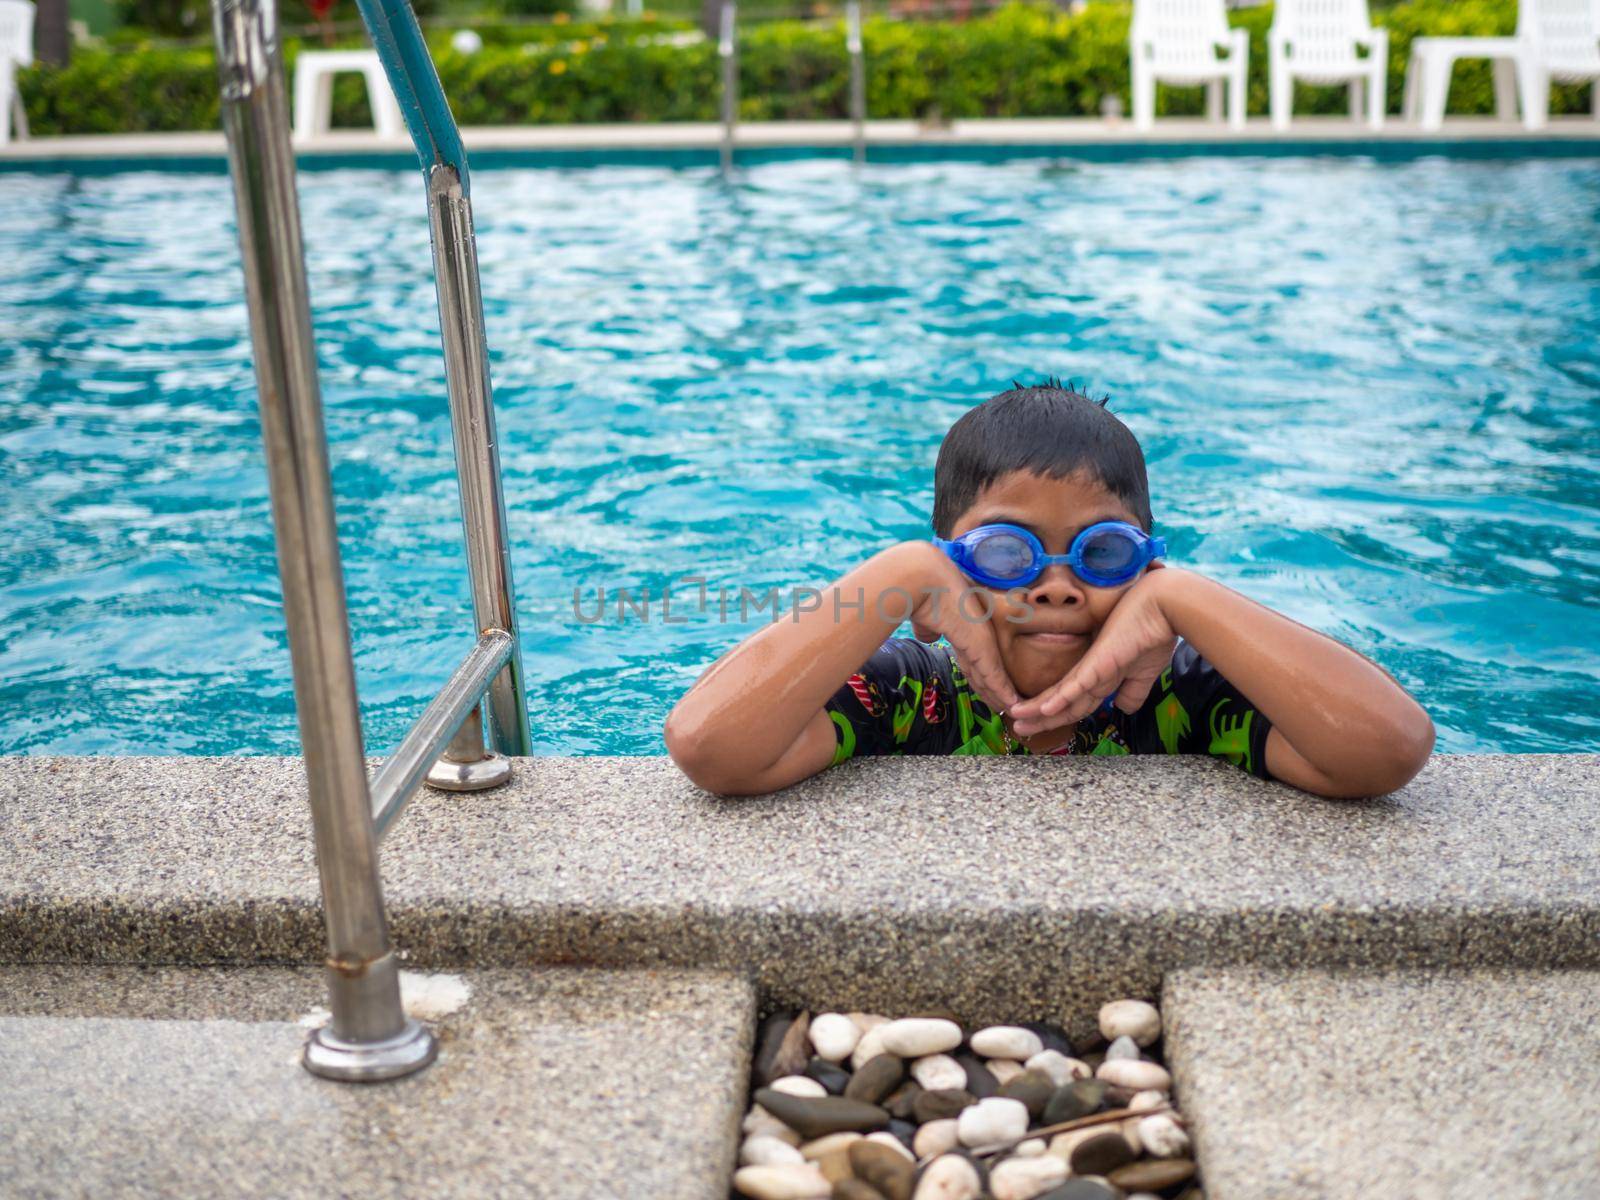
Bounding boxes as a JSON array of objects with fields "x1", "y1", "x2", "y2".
[
  {"x1": 1010, "y1": 566, "x2": 1435, "y2": 798},
  {"x1": 664, "y1": 542, "x2": 1018, "y2": 796}
]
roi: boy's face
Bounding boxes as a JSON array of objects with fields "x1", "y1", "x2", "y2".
[{"x1": 948, "y1": 468, "x2": 1152, "y2": 700}]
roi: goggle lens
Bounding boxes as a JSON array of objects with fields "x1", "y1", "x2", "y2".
[
  {"x1": 970, "y1": 531, "x2": 1035, "y2": 581},
  {"x1": 1078, "y1": 527, "x2": 1138, "y2": 577}
]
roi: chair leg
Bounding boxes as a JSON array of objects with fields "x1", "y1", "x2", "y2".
[
  {"x1": 1492, "y1": 58, "x2": 1518, "y2": 121},
  {"x1": 1421, "y1": 54, "x2": 1452, "y2": 131},
  {"x1": 1518, "y1": 64, "x2": 1549, "y2": 131},
  {"x1": 1207, "y1": 79, "x2": 1223, "y2": 122},
  {"x1": 292, "y1": 60, "x2": 316, "y2": 143},
  {"x1": 1368, "y1": 62, "x2": 1385, "y2": 129},
  {"x1": 1270, "y1": 57, "x2": 1292, "y2": 130},
  {"x1": 1132, "y1": 58, "x2": 1155, "y2": 130},
  {"x1": 1230, "y1": 64, "x2": 1246, "y2": 130},
  {"x1": 0, "y1": 62, "x2": 11, "y2": 150},
  {"x1": 1348, "y1": 78, "x2": 1363, "y2": 122},
  {"x1": 10, "y1": 87, "x2": 26, "y2": 141}
]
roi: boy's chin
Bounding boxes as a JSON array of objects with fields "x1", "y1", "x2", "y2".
[{"x1": 1005, "y1": 641, "x2": 1089, "y2": 699}]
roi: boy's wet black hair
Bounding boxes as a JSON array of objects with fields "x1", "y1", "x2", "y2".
[{"x1": 932, "y1": 377, "x2": 1154, "y2": 536}]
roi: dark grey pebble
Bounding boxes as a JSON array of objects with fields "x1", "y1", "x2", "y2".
[
  {"x1": 1043, "y1": 1079, "x2": 1109, "y2": 1126},
  {"x1": 1020, "y1": 1020, "x2": 1078, "y2": 1059},
  {"x1": 885, "y1": 1080, "x2": 923, "y2": 1121},
  {"x1": 911, "y1": 1087, "x2": 976, "y2": 1124},
  {"x1": 1036, "y1": 1178, "x2": 1123, "y2": 1200},
  {"x1": 846, "y1": 1053, "x2": 907, "y2": 1105},
  {"x1": 954, "y1": 1051, "x2": 999, "y2": 1099},
  {"x1": 1069, "y1": 1129, "x2": 1137, "y2": 1177},
  {"x1": 997, "y1": 1067, "x2": 1056, "y2": 1120},
  {"x1": 753, "y1": 1012, "x2": 797, "y2": 1086},
  {"x1": 886, "y1": 1118, "x2": 918, "y2": 1152},
  {"x1": 1107, "y1": 1158, "x2": 1196, "y2": 1192},
  {"x1": 752, "y1": 1087, "x2": 889, "y2": 1140},
  {"x1": 804, "y1": 1055, "x2": 852, "y2": 1096}
]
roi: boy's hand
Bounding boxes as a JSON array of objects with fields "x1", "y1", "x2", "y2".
[
  {"x1": 897, "y1": 542, "x2": 1023, "y2": 716},
  {"x1": 1007, "y1": 566, "x2": 1178, "y2": 734}
]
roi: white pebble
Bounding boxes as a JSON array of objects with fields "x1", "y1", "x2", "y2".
[
  {"x1": 987, "y1": 1058, "x2": 1026, "y2": 1085},
  {"x1": 1129, "y1": 1089, "x2": 1170, "y2": 1113},
  {"x1": 743, "y1": 1105, "x2": 801, "y2": 1144},
  {"x1": 851, "y1": 1024, "x2": 888, "y2": 1071},
  {"x1": 913, "y1": 1118, "x2": 961, "y2": 1159},
  {"x1": 911, "y1": 1053, "x2": 968, "y2": 1092},
  {"x1": 957, "y1": 1095, "x2": 1029, "y2": 1147},
  {"x1": 808, "y1": 1012, "x2": 861, "y2": 1062},
  {"x1": 865, "y1": 1131, "x2": 916, "y2": 1161},
  {"x1": 1137, "y1": 1113, "x2": 1191, "y2": 1158},
  {"x1": 847, "y1": 1012, "x2": 889, "y2": 1035},
  {"x1": 969, "y1": 1025, "x2": 1044, "y2": 1060},
  {"x1": 1023, "y1": 1050, "x2": 1089, "y2": 1087},
  {"x1": 1013, "y1": 1138, "x2": 1046, "y2": 1157},
  {"x1": 1096, "y1": 1059, "x2": 1171, "y2": 1092},
  {"x1": 989, "y1": 1154, "x2": 1067, "y2": 1200},
  {"x1": 1110, "y1": 1034, "x2": 1145, "y2": 1061},
  {"x1": 798, "y1": 1131, "x2": 861, "y2": 1160},
  {"x1": 1118, "y1": 1116, "x2": 1144, "y2": 1152},
  {"x1": 1098, "y1": 999, "x2": 1161, "y2": 1048},
  {"x1": 769, "y1": 1075, "x2": 826, "y2": 1098},
  {"x1": 878, "y1": 1017, "x2": 963, "y2": 1058},
  {"x1": 741, "y1": 1136, "x2": 805, "y2": 1166},
  {"x1": 732, "y1": 1162, "x2": 831, "y2": 1199},
  {"x1": 911, "y1": 1153, "x2": 981, "y2": 1200}
]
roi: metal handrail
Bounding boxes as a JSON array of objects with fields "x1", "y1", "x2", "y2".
[
  {"x1": 210, "y1": 0, "x2": 530, "y2": 1083},
  {"x1": 719, "y1": 1, "x2": 737, "y2": 174},
  {"x1": 847, "y1": 0, "x2": 866, "y2": 163}
]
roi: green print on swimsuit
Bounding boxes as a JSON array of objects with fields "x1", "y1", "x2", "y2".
[
  {"x1": 829, "y1": 710, "x2": 856, "y2": 765},
  {"x1": 1208, "y1": 698, "x2": 1255, "y2": 773},
  {"x1": 893, "y1": 677, "x2": 924, "y2": 745},
  {"x1": 1154, "y1": 667, "x2": 1192, "y2": 756}
]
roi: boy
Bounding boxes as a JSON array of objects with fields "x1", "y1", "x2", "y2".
[{"x1": 664, "y1": 381, "x2": 1434, "y2": 798}]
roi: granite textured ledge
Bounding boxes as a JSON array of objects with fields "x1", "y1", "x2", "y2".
[
  {"x1": 3, "y1": 754, "x2": 1597, "y2": 1037},
  {"x1": 0, "y1": 963, "x2": 755, "y2": 1199},
  {"x1": 1163, "y1": 966, "x2": 1600, "y2": 1199}
]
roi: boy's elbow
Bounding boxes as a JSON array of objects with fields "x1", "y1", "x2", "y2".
[
  {"x1": 663, "y1": 707, "x2": 748, "y2": 796},
  {"x1": 1360, "y1": 707, "x2": 1436, "y2": 795}
]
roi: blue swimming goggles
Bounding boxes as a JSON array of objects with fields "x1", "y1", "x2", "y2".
[{"x1": 932, "y1": 521, "x2": 1167, "y2": 589}]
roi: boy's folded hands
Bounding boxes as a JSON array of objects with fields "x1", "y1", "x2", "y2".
[{"x1": 1008, "y1": 565, "x2": 1180, "y2": 733}]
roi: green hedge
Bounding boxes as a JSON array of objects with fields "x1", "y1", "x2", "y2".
[{"x1": 19, "y1": 0, "x2": 1593, "y2": 136}]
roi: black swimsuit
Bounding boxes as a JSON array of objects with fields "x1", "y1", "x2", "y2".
[{"x1": 823, "y1": 636, "x2": 1275, "y2": 778}]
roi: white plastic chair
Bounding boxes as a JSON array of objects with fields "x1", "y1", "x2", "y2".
[
  {"x1": 1130, "y1": 0, "x2": 1249, "y2": 131},
  {"x1": 291, "y1": 49, "x2": 405, "y2": 144},
  {"x1": 1269, "y1": 0, "x2": 1388, "y2": 130},
  {"x1": 0, "y1": 0, "x2": 34, "y2": 148},
  {"x1": 1515, "y1": 0, "x2": 1600, "y2": 130}
]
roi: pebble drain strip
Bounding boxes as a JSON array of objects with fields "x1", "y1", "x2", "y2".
[{"x1": 733, "y1": 1001, "x2": 1200, "y2": 1200}]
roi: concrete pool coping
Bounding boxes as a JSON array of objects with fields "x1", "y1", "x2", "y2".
[
  {"x1": 5, "y1": 753, "x2": 1598, "y2": 1198},
  {"x1": 3, "y1": 753, "x2": 1596, "y2": 1036},
  {"x1": 3, "y1": 115, "x2": 1600, "y2": 171}
]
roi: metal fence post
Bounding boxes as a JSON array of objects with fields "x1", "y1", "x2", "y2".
[{"x1": 211, "y1": 0, "x2": 435, "y2": 1082}]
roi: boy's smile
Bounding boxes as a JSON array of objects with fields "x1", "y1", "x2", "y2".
[{"x1": 948, "y1": 467, "x2": 1151, "y2": 713}]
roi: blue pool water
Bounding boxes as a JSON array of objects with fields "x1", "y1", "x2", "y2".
[{"x1": 1, "y1": 154, "x2": 1597, "y2": 756}]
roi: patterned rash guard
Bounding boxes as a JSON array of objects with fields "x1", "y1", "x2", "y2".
[{"x1": 823, "y1": 636, "x2": 1275, "y2": 779}]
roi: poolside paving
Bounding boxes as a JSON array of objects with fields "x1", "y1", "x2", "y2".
[
  {"x1": 1, "y1": 754, "x2": 1596, "y2": 1041},
  {"x1": 1163, "y1": 966, "x2": 1600, "y2": 1200},
  {"x1": 2, "y1": 115, "x2": 1599, "y2": 168},
  {"x1": 0, "y1": 963, "x2": 756, "y2": 1199}
]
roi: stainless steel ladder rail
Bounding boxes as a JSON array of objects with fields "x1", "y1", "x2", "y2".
[
  {"x1": 210, "y1": 0, "x2": 529, "y2": 1082},
  {"x1": 847, "y1": 0, "x2": 866, "y2": 163},
  {"x1": 719, "y1": 1, "x2": 737, "y2": 174}
]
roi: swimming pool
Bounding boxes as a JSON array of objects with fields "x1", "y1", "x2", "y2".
[{"x1": 1, "y1": 152, "x2": 1596, "y2": 756}]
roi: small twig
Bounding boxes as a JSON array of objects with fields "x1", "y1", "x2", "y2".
[{"x1": 915, "y1": 1100, "x2": 1174, "y2": 1167}]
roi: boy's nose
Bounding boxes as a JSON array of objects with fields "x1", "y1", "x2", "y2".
[{"x1": 1027, "y1": 564, "x2": 1085, "y2": 607}]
